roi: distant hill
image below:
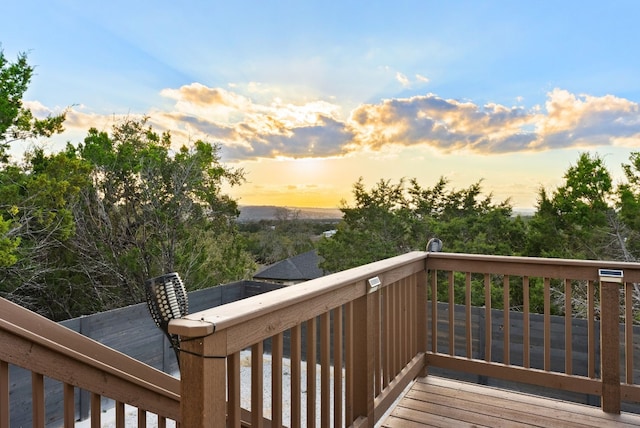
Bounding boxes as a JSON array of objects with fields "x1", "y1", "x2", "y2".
[{"x1": 238, "y1": 205, "x2": 343, "y2": 222}]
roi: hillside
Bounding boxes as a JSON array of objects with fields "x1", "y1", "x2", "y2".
[{"x1": 238, "y1": 205, "x2": 343, "y2": 222}]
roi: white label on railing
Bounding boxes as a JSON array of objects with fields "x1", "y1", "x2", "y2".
[{"x1": 368, "y1": 276, "x2": 381, "y2": 292}]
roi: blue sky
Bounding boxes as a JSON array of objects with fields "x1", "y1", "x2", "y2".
[{"x1": 3, "y1": 1, "x2": 640, "y2": 209}]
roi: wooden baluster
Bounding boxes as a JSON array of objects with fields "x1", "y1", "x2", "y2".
[
  {"x1": 272, "y1": 333, "x2": 283, "y2": 428},
  {"x1": 465, "y1": 273, "x2": 472, "y2": 359},
  {"x1": 417, "y1": 269, "x2": 428, "y2": 377},
  {"x1": 373, "y1": 290, "x2": 384, "y2": 395},
  {"x1": 333, "y1": 307, "x2": 343, "y2": 428},
  {"x1": 320, "y1": 313, "x2": 331, "y2": 428},
  {"x1": 306, "y1": 317, "x2": 317, "y2": 428},
  {"x1": 588, "y1": 280, "x2": 596, "y2": 378},
  {"x1": 431, "y1": 270, "x2": 438, "y2": 353},
  {"x1": 390, "y1": 283, "x2": 398, "y2": 376},
  {"x1": 503, "y1": 275, "x2": 510, "y2": 365},
  {"x1": 410, "y1": 273, "x2": 417, "y2": 358},
  {"x1": 0, "y1": 361, "x2": 8, "y2": 428},
  {"x1": 625, "y1": 281, "x2": 634, "y2": 385},
  {"x1": 400, "y1": 279, "x2": 408, "y2": 366},
  {"x1": 372, "y1": 288, "x2": 380, "y2": 395},
  {"x1": 484, "y1": 274, "x2": 492, "y2": 362},
  {"x1": 290, "y1": 325, "x2": 302, "y2": 428},
  {"x1": 64, "y1": 383, "x2": 74, "y2": 428},
  {"x1": 251, "y1": 342, "x2": 264, "y2": 428},
  {"x1": 523, "y1": 276, "x2": 530, "y2": 369},
  {"x1": 345, "y1": 302, "x2": 353, "y2": 426},
  {"x1": 383, "y1": 286, "x2": 391, "y2": 386},
  {"x1": 32, "y1": 372, "x2": 44, "y2": 427},
  {"x1": 138, "y1": 409, "x2": 147, "y2": 428},
  {"x1": 565, "y1": 279, "x2": 573, "y2": 375},
  {"x1": 115, "y1": 401, "x2": 125, "y2": 428},
  {"x1": 90, "y1": 392, "x2": 101, "y2": 428},
  {"x1": 544, "y1": 278, "x2": 551, "y2": 371},
  {"x1": 228, "y1": 352, "x2": 241, "y2": 428},
  {"x1": 448, "y1": 271, "x2": 455, "y2": 356}
]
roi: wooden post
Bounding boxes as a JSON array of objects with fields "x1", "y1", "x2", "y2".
[
  {"x1": 600, "y1": 279, "x2": 621, "y2": 414},
  {"x1": 416, "y1": 270, "x2": 428, "y2": 377},
  {"x1": 179, "y1": 330, "x2": 228, "y2": 428},
  {"x1": 351, "y1": 289, "x2": 376, "y2": 427}
]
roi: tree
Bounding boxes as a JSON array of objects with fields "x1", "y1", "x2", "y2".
[
  {"x1": 318, "y1": 177, "x2": 524, "y2": 272},
  {"x1": 0, "y1": 49, "x2": 67, "y2": 268},
  {"x1": 318, "y1": 178, "x2": 423, "y2": 272},
  {"x1": 74, "y1": 118, "x2": 255, "y2": 306},
  {"x1": 241, "y1": 208, "x2": 317, "y2": 265},
  {"x1": 0, "y1": 147, "x2": 93, "y2": 318},
  {"x1": 411, "y1": 178, "x2": 526, "y2": 256},
  {"x1": 526, "y1": 152, "x2": 614, "y2": 260},
  {"x1": 0, "y1": 49, "x2": 65, "y2": 162},
  {"x1": 617, "y1": 151, "x2": 640, "y2": 261}
]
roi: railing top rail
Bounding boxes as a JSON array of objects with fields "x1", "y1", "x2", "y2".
[
  {"x1": 169, "y1": 251, "x2": 428, "y2": 340},
  {"x1": 0, "y1": 297, "x2": 180, "y2": 400},
  {"x1": 426, "y1": 252, "x2": 640, "y2": 282}
]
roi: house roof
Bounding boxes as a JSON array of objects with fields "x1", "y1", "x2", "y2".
[{"x1": 253, "y1": 250, "x2": 324, "y2": 282}]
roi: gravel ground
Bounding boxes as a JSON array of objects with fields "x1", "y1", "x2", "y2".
[{"x1": 75, "y1": 350, "x2": 341, "y2": 427}]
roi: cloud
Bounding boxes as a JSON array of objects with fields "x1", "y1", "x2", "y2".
[
  {"x1": 534, "y1": 89, "x2": 640, "y2": 150},
  {"x1": 395, "y1": 72, "x2": 429, "y2": 88},
  {"x1": 348, "y1": 94, "x2": 537, "y2": 153},
  {"x1": 146, "y1": 84, "x2": 353, "y2": 160},
  {"x1": 347, "y1": 90, "x2": 640, "y2": 154},
  {"x1": 60, "y1": 84, "x2": 640, "y2": 161},
  {"x1": 396, "y1": 72, "x2": 410, "y2": 87}
]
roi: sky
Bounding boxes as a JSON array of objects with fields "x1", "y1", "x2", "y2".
[{"x1": 3, "y1": 1, "x2": 640, "y2": 211}]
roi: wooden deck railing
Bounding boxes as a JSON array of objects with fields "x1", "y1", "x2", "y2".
[
  {"x1": 170, "y1": 251, "x2": 429, "y2": 428},
  {"x1": 0, "y1": 297, "x2": 180, "y2": 427},
  {"x1": 3, "y1": 251, "x2": 640, "y2": 427},
  {"x1": 170, "y1": 251, "x2": 640, "y2": 427},
  {"x1": 425, "y1": 252, "x2": 640, "y2": 414}
]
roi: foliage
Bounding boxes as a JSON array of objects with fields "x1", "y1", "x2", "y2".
[
  {"x1": 0, "y1": 50, "x2": 256, "y2": 319},
  {"x1": 318, "y1": 177, "x2": 525, "y2": 273},
  {"x1": 0, "y1": 50, "x2": 65, "y2": 162},
  {"x1": 6, "y1": 48, "x2": 640, "y2": 322},
  {"x1": 318, "y1": 178, "x2": 423, "y2": 273},
  {"x1": 411, "y1": 178, "x2": 527, "y2": 255},
  {"x1": 72, "y1": 118, "x2": 255, "y2": 306},
  {"x1": 0, "y1": 49, "x2": 67, "y2": 269},
  {"x1": 617, "y1": 151, "x2": 640, "y2": 261},
  {"x1": 240, "y1": 208, "x2": 318, "y2": 264},
  {"x1": 0, "y1": 148, "x2": 93, "y2": 317},
  {"x1": 526, "y1": 152, "x2": 617, "y2": 261}
]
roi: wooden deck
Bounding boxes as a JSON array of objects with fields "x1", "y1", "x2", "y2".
[{"x1": 381, "y1": 376, "x2": 640, "y2": 427}]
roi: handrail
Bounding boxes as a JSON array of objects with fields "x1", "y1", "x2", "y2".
[
  {"x1": 0, "y1": 297, "x2": 180, "y2": 426},
  {"x1": 170, "y1": 251, "x2": 430, "y2": 428},
  {"x1": 171, "y1": 251, "x2": 427, "y2": 344},
  {"x1": 5, "y1": 250, "x2": 637, "y2": 427},
  {"x1": 172, "y1": 250, "x2": 640, "y2": 427},
  {"x1": 424, "y1": 252, "x2": 640, "y2": 414},
  {"x1": 426, "y1": 251, "x2": 640, "y2": 281}
]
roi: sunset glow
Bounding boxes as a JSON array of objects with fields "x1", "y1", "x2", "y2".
[{"x1": 4, "y1": 1, "x2": 640, "y2": 210}]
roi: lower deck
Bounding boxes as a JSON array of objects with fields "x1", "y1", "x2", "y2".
[{"x1": 381, "y1": 376, "x2": 640, "y2": 427}]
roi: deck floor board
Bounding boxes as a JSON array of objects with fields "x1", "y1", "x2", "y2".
[{"x1": 381, "y1": 376, "x2": 640, "y2": 428}]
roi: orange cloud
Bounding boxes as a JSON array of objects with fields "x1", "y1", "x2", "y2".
[{"x1": 59, "y1": 85, "x2": 640, "y2": 161}]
